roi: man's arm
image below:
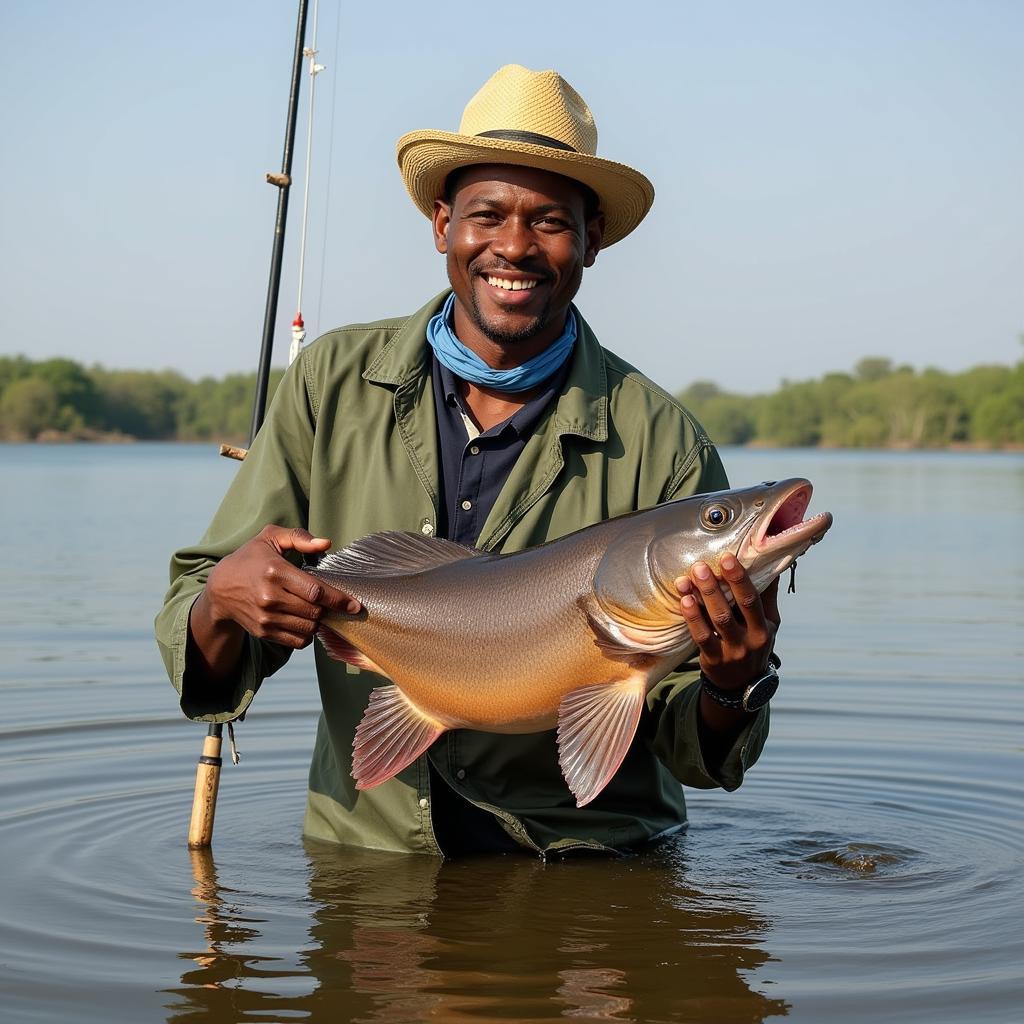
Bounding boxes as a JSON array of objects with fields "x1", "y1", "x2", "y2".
[
  {"x1": 155, "y1": 349, "x2": 353, "y2": 720},
  {"x1": 186, "y1": 525, "x2": 360, "y2": 682}
]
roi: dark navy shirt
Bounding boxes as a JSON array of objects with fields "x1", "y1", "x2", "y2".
[
  {"x1": 430, "y1": 352, "x2": 570, "y2": 547},
  {"x1": 427, "y1": 351, "x2": 571, "y2": 855}
]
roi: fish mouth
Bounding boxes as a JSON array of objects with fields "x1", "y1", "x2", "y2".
[{"x1": 741, "y1": 479, "x2": 833, "y2": 576}]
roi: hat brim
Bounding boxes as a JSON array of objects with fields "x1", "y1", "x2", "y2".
[{"x1": 396, "y1": 130, "x2": 654, "y2": 247}]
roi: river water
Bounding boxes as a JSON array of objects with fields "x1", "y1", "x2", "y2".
[{"x1": 0, "y1": 444, "x2": 1021, "y2": 1023}]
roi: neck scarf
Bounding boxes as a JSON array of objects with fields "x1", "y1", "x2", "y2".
[{"x1": 426, "y1": 293, "x2": 576, "y2": 393}]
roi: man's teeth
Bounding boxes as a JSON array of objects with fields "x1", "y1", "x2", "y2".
[{"x1": 485, "y1": 276, "x2": 537, "y2": 292}]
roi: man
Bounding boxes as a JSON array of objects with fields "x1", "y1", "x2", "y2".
[{"x1": 157, "y1": 65, "x2": 780, "y2": 857}]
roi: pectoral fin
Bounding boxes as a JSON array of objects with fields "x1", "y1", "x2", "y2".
[
  {"x1": 556, "y1": 678, "x2": 647, "y2": 807},
  {"x1": 352, "y1": 685, "x2": 445, "y2": 790},
  {"x1": 583, "y1": 601, "x2": 692, "y2": 662}
]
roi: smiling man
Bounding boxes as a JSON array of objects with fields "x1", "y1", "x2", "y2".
[{"x1": 157, "y1": 65, "x2": 782, "y2": 857}]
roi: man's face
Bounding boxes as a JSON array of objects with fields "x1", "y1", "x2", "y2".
[{"x1": 432, "y1": 165, "x2": 604, "y2": 364}]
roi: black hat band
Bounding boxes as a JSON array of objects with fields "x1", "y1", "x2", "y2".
[{"x1": 475, "y1": 129, "x2": 577, "y2": 153}]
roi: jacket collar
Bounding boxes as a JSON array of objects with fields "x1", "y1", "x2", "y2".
[{"x1": 363, "y1": 290, "x2": 609, "y2": 443}]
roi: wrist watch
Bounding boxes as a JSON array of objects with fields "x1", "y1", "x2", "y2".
[{"x1": 700, "y1": 653, "x2": 781, "y2": 713}]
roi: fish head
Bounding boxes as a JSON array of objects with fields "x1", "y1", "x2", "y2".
[
  {"x1": 648, "y1": 477, "x2": 833, "y2": 594},
  {"x1": 593, "y1": 478, "x2": 832, "y2": 639}
]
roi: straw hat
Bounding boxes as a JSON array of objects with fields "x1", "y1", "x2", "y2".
[{"x1": 396, "y1": 64, "x2": 655, "y2": 247}]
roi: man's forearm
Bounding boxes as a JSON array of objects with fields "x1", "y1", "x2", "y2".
[
  {"x1": 696, "y1": 691, "x2": 755, "y2": 769},
  {"x1": 186, "y1": 589, "x2": 246, "y2": 683}
]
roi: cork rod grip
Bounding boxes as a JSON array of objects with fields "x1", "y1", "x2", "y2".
[{"x1": 187, "y1": 734, "x2": 223, "y2": 848}]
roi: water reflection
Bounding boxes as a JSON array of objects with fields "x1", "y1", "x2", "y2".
[
  {"x1": 171, "y1": 841, "x2": 788, "y2": 1023},
  {"x1": 175, "y1": 849, "x2": 288, "y2": 1013}
]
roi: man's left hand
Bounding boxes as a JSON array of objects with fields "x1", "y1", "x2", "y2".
[{"x1": 676, "y1": 555, "x2": 781, "y2": 692}]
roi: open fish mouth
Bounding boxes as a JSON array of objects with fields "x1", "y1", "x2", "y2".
[{"x1": 741, "y1": 479, "x2": 833, "y2": 575}]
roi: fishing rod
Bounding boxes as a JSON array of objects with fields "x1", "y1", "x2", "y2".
[{"x1": 188, "y1": 0, "x2": 312, "y2": 849}]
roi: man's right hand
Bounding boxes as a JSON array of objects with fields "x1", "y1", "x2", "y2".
[{"x1": 187, "y1": 526, "x2": 360, "y2": 681}]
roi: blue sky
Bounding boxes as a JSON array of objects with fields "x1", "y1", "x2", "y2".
[{"x1": 1, "y1": 0, "x2": 1021, "y2": 394}]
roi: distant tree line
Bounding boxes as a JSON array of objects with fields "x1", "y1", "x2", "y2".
[
  {"x1": 0, "y1": 352, "x2": 1021, "y2": 448},
  {"x1": 677, "y1": 356, "x2": 1024, "y2": 449},
  {"x1": 0, "y1": 356, "x2": 284, "y2": 443}
]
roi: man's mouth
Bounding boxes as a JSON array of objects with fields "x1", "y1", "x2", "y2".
[{"x1": 484, "y1": 275, "x2": 539, "y2": 292}]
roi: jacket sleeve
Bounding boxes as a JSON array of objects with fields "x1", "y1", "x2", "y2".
[
  {"x1": 154, "y1": 352, "x2": 317, "y2": 722},
  {"x1": 641, "y1": 435, "x2": 771, "y2": 791}
]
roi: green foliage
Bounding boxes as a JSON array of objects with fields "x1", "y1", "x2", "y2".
[
  {"x1": 972, "y1": 389, "x2": 1024, "y2": 445},
  {"x1": 854, "y1": 357, "x2": 894, "y2": 382},
  {"x1": 697, "y1": 395, "x2": 758, "y2": 446},
  {"x1": 757, "y1": 381, "x2": 827, "y2": 446},
  {"x1": 0, "y1": 377, "x2": 60, "y2": 438},
  {"x1": 677, "y1": 354, "x2": 1023, "y2": 449},
  {"x1": 26, "y1": 358, "x2": 100, "y2": 432},
  {"x1": 814, "y1": 368, "x2": 968, "y2": 448},
  {"x1": 0, "y1": 356, "x2": 285, "y2": 442},
  {"x1": 677, "y1": 382, "x2": 758, "y2": 445},
  {"x1": 0, "y1": 355, "x2": 34, "y2": 395},
  {"x1": 174, "y1": 370, "x2": 285, "y2": 440},
  {"x1": 91, "y1": 368, "x2": 189, "y2": 439},
  {"x1": 0, "y1": 350, "x2": 1019, "y2": 449}
]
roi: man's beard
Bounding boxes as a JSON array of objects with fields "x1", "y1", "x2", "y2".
[{"x1": 465, "y1": 290, "x2": 553, "y2": 346}]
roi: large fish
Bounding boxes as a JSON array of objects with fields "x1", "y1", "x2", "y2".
[{"x1": 308, "y1": 478, "x2": 832, "y2": 806}]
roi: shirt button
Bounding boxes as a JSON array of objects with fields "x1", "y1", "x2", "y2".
[
  {"x1": 461, "y1": 500, "x2": 472, "y2": 511},
  {"x1": 469, "y1": 445, "x2": 480, "y2": 455},
  {"x1": 418, "y1": 797, "x2": 429, "y2": 809},
  {"x1": 456, "y1": 769, "x2": 466, "y2": 780},
  {"x1": 420, "y1": 522, "x2": 433, "y2": 535}
]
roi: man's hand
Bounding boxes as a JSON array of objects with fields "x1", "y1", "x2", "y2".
[
  {"x1": 676, "y1": 554, "x2": 780, "y2": 692},
  {"x1": 676, "y1": 554, "x2": 782, "y2": 762},
  {"x1": 188, "y1": 526, "x2": 359, "y2": 681}
]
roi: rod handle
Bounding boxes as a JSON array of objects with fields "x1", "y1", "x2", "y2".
[
  {"x1": 187, "y1": 734, "x2": 223, "y2": 849},
  {"x1": 219, "y1": 443, "x2": 248, "y2": 462}
]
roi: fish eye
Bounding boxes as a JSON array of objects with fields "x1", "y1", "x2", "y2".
[{"x1": 701, "y1": 504, "x2": 732, "y2": 529}]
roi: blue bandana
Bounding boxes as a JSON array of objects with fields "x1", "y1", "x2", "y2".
[{"x1": 426, "y1": 293, "x2": 577, "y2": 393}]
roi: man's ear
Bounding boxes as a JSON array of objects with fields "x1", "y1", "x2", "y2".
[
  {"x1": 432, "y1": 199, "x2": 452, "y2": 254},
  {"x1": 583, "y1": 211, "x2": 605, "y2": 268}
]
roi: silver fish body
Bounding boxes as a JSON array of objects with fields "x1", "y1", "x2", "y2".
[{"x1": 308, "y1": 478, "x2": 832, "y2": 805}]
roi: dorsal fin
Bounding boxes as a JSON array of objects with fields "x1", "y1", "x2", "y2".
[{"x1": 312, "y1": 531, "x2": 482, "y2": 579}]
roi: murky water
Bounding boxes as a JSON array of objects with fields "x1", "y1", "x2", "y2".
[{"x1": 1, "y1": 444, "x2": 1021, "y2": 1022}]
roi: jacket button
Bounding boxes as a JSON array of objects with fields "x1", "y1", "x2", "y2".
[
  {"x1": 418, "y1": 797, "x2": 429, "y2": 809},
  {"x1": 461, "y1": 500, "x2": 472, "y2": 511},
  {"x1": 456, "y1": 769, "x2": 466, "y2": 781},
  {"x1": 420, "y1": 522, "x2": 433, "y2": 535}
]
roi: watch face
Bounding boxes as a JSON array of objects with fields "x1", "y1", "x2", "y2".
[{"x1": 742, "y1": 672, "x2": 780, "y2": 712}]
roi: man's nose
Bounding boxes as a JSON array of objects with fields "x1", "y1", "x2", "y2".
[{"x1": 491, "y1": 217, "x2": 536, "y2": 262}]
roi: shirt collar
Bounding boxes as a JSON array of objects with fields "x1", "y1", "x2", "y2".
[
  {"x1": 434, "y1": 354, "x2": 569, "y2": 439},
  {"x1": 363, "y1": 290, "x2": 609, "y2": 444}
]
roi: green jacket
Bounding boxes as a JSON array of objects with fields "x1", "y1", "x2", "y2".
[{"x1": 156, "y1": 292, "x2": 768, "y2": 856}]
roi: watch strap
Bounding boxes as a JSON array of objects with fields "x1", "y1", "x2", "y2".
[{"x1": 700, "y1": 653, "x2": 781, "y2": 712}]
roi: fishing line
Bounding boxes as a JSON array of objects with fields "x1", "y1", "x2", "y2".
[
  {"x1": 315, "y1": 1, "x2": 343, "y2": 339},
  {"x1": 291, "y1": 0, "x2": 325, "y2": 364}
]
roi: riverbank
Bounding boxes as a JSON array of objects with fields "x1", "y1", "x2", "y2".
[{"x1": 2, "y1": 352, "x2": 1022, "y2": 448}]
